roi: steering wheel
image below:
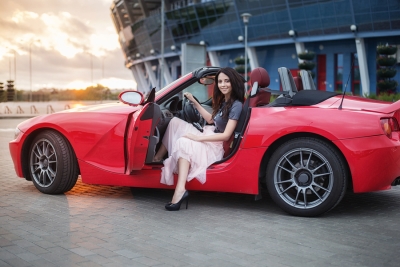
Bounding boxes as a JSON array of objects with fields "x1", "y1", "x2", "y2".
[{"x1": 182, "y1": 94, "x2": 205, "y2": 132}]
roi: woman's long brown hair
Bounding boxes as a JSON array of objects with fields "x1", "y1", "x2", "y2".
[{"x1": 211, "y1": 67, "x2": 245, "y2": 120}]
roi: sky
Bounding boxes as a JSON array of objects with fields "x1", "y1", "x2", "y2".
[{"x1": 0, "y1": 0, "x2": 137, "y2": 91}]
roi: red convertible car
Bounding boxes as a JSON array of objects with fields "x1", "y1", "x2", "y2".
[{"x1": 9, "y1": 66, "x2": 400, "y2": 216}]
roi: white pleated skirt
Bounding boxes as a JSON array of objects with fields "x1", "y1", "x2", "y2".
[{"x1": 160, "y1": 117, "x2": 224, "y2": 186}]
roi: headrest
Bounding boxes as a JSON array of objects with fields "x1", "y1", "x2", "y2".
[{"x1": 250, "y1": 67, "x2": 270, "y2": 88}]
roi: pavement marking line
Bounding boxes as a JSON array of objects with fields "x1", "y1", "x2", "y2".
[{"x1": 0, "y1": 128, "x2": 16, "y2": 132}]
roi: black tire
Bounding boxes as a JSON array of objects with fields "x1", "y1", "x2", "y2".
[
  {"x1": 266, "y1": 137, "x2": 347, "y2": 217},
  {"x1": 29, "y1": 130, "x2": 78, "y2": 194}
]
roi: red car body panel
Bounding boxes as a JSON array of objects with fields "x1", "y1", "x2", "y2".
[
  {"x1": 241, "y1": 96, "x2": 400, "y2": 193},
  {"x1": 127, "y1": 105, "x2": 154, "y2": 172},
  {"x1": 10, "y1": 103, "x2": 138, "y2": 176},
  {"x1": 78, "y1": 146, "x2": 264, "y2": 194},
  {"x1": 9, "y1": 133, "x2": 25, "y2": 177}
]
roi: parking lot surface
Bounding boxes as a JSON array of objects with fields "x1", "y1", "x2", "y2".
[{"x1": 1, "y1": 118, "x2": 400, "y2": 267}]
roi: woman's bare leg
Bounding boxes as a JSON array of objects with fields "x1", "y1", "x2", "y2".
[
  {"x1": 154, "y1": 143, "x2": 167, "y2": 161},
  {"x1": 171, "y1": 157, "x2": 190, "y2": 203}
]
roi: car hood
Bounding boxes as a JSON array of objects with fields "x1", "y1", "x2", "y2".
[
  {"x1": 16, "y1": 102, "x2": 141, "y2": 133},
  {"x1": 59, "y1": 102, "x2": 141, "y2": 114}
]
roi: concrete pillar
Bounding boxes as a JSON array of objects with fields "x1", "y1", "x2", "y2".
[
  {"x1": 355, "y1": 38, "x2": 370, "y2": 96},
  {"x1": 247, "y1": 47, "x2": 259, "y2": 70},
  {"x1": 144, "y1": 61, "x2": 158, "y2": 89},
  {"x1": 294, "y1": 42, "x2": 305, "y2": 63},
  {"x1": 170, "y1": 60, "x2": 181, "y2": 80},
  {"x1": 130, "y1": 67, "x2": 141, "y2": 92},
  {"x1": 158, "y1": 58, "x2": 173, "y2": 85},
  {"x1": 134, "y1": 64, "x2": 149, "y2": 94},
  {"x1": 208, "y1": 51, "x2": 220, "y2": 67}
]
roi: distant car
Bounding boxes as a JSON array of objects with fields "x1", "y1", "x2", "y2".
[{"x1": 9, "y1": 66, "x2": 400, "y2": 216}]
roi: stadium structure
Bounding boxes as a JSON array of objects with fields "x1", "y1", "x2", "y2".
[{"x1": 110, "y1": 0, "x2": 400, "y2": 96}]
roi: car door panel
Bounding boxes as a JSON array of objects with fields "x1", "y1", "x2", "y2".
[{"x1": 126, "y1": 103, "x2": 161, "y2": 173}]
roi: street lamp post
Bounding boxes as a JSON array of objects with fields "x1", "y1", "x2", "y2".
[
  {"x1": 241, "y1": 13, "x2": 252, "y2": 85},
  {"x1": 29, "y1": 42, "x2": 32, "y2": 102},
  {"x1": 29, "y1": 39, "x2": 40, "y2": 102},
  {"x1": 102, "y1": 56, "x2": 105, "y2": 80},
  {"x1": 85, "y1": 51, "x2": 94, "y2": 86},
  {"x1": 9, "y1": 54, "x2": 11, "y2": 80},
  {"x1": 160, "y1": 0, "x2": 165, "y2": 90},
  {"x1": 13, "y1": 50, "x2": 16, "y2": 88},
  {"x1": 6, "y1": 47, "x2": 17, "y2": 87},
  {"x1": 90, "y1": 52, "x2": 93, "y2": 86}
]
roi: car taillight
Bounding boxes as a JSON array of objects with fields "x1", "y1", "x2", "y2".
[{"x1": 380, "y1": 118, "x2": 400, "y2": 139}]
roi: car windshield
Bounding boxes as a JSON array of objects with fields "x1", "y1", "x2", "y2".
[
  {"x1": 183, "y1": 79, "x2": 213, "y2": 103},
  {"x1": 154, "y1": 72, "x2": 215, "y2": 103},
  {"x1": 155, "y1": 73, "x2": 193, "y2": 97}
]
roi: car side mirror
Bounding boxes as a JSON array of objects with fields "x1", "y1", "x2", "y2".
[
  {"x1": 119, "y1": 91, "x2": 144, "y2": 106},
  {"x1": 199, "y1": 77, "x2": 215, "y2": 85}
]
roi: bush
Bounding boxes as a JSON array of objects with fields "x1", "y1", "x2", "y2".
[
  {"x1": 298, "y1": 51, "x2": 315, "y2": 60},
  {"x1": 377, "y1": 80, "x2": 398, "y2": 91},
  {"x1": 377, "y1": 57, "x2": 397, "y2": 67},
  {"x1": 377, "y1": 68, "x2": 397, "y2": 78},
  {"x1": 234, "y1": 57, "x2": 248, "y2": 65},
  {"x1": 377, "y1": 45, "x2": 398, "y2": 55},
  {"x1": 298, "y1": 62, "x2": 315, "y2": 70},
  {"x1": 368, "y1": 93, "x2": 400, "y2": 102}
]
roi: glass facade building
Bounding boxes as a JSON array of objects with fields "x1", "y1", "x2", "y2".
[{"x1": 111, "y1": 0, "x2": 400, "y2": 95}]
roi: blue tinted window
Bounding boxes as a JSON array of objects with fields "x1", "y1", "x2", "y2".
[
  {"x1": 371, "y1": 0, "x2": 389, "y2": 12},
  {"x1": 353, "y1": 1, "x2": 372, "y2": 13},
  {"x1": 335, "y1": 15, "x2": 353, "y2": 27},
  {"x1": 388, "y1": 0, "x2": 400, "y2": 9},
  {"x1": 355, "y1": 14, "x2": 372, "y2": 24},
  {"x1": 319, "y1": 2, "x2": 336, "y2": 17},
  {"x1": 334, "y1": 1, "x2": 351, "y2": 15},
  {"x1": 335, "y1": 54, "x2": 344, "y2": 92},
  {"x1": 290, "y1": 7, "x2": 306, "y2": 20}
]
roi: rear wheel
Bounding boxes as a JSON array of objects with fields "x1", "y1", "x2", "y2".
[
  {"x1": 29, "y1": 130, "x2": 78, "y2": 194},
  {"x1": 266, "y1": 137, "x2": 347, "y2": 217}
]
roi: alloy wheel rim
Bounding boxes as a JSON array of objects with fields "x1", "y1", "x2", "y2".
[
  {"x1": 273, "y1": 148, "x2": 334, "y2": 209},
  {"x1": 30, "y1": 138, "x2": 58, "y2": 188}
]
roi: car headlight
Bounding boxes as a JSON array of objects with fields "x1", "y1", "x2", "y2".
[{"x1": 14, "y1": 127, "x2": 22, "y2": 140}]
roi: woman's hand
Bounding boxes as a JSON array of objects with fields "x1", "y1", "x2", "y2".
[
  {"x1": 184, "y1": 92, "x2": 196, "y2": 103},
  {"x1": 183, "y1": 92, "x2": 213, "y2": 124},
  {"x1": 184, "y1": 133, "x2": 200, "y2": 141}
]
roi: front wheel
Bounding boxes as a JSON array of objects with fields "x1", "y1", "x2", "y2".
[
  {"x1": 29, "y1": 130, "x2": 78, "y2": 194},
  {"x1": 266, "y1": 137, "x2": 347, "y2": 217}
]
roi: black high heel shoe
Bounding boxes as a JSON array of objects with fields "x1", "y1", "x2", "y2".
[{"x1": 165, "y1": 191, "x2": 189, "y2": 211}]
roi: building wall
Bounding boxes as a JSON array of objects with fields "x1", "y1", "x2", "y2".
[{"x1": 112, "y1": 0, "x2": 400, "y2": 95}]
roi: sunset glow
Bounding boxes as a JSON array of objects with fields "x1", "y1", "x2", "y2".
[
  {"x1": 64, "y1": 77, "x2": 136, "y2": 90},
  {"x1": 71, "y1": 103, "x2": 84, "y2": 108},
  {"x1": 0, "y1": 1, "x2": 136, "y2": 90}
]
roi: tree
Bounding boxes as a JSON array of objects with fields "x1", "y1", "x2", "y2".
[
  {"x1": 298, "y1": 51, "x2": 315, "y2": 78},
  {"x1": 376, "y1": 44, "x2": 398, "y2": 93}
]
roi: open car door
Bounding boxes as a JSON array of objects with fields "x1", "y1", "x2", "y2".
[{"x1": 126, "y1": 102, "x2": 162, "y2": 173}]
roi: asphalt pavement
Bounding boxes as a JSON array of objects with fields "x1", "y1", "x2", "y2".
[{"x1": 1, "y1": 118, "x2": 400, "y2": 267}]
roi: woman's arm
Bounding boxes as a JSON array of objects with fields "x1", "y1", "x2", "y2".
[
  {"x1": 192, "y1": 101, "x2": 213, "y2": 124},
  {"x1": 185, "y1": 93, "x2": 213, "y2": 124},
  {"x1": 184, "y1": 119, "x2": 238, "y2": 142}
]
